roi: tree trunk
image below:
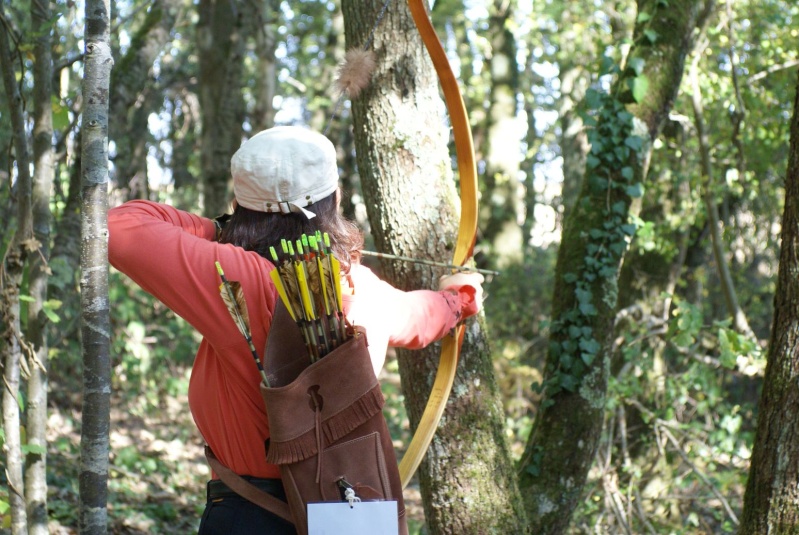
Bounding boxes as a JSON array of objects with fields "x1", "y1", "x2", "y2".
[
  {"x1": 738, "y1": 69, "x2": 799, "y2": 534},
  {"x1": 196, "y1": 0, "x2": 247, "y2": 217},
  {"x1": 517, "y1": 2, "x2": 715, "y2": 533},
  {"x1": 109, "y1": 0, "x2": 182, "y2": 199},
  {"x1": 26, "y1": 0, "x2": 55, "y2": 532},
  {"x1": 0, "y1": 2, "x2": 34, "y2": 531},
  {"x1": 251, "y1": 0, "x2": 278, "y2": 133},
  {"x1": 79, "y1": 1, "x2": 113, "y2": 532},
  {"x1": 480, "y1": 0, "x2": 523, "y2": 268},
  {"x1": 341, "y1": 1, "x2": 527, "y2": 532}
]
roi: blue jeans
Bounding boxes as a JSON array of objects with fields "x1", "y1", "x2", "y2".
[{"x1": 198, "y1": 478, "x2": 296, "y2": 534}]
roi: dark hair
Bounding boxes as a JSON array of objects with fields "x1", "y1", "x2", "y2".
[{"x1": 218, "y1": 193, "x2": 363, "y2": 273}]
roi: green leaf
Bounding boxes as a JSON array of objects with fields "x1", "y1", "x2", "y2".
[
  {"x1": 579, "y1": 338, "x2": 601, "y2": 354},
  {"x1": 621, "y1": 167, "x2": 634, "y2": 181},
  {"x1": 19, "y1": 295, "x2": 34, "y2": 302},
  {"x1": 585, "y1": 88, "x2": 603, "y2": 109},
  {"x1": 22, "y1": 443, "x2": 47, "y2": 456},
  {"x1": 563, "y1": 273, "x2": 578, "y2": 284},
  {"x1": 52, "y1": 96, "x2": 70, "y2": 131},
  {"x1": 644, "y1": 29, "x2": 659, "y2": 44},
  {"x1": 620, "y1": 224, "x2": 637, "y2": 236},
  {"x1": 43, "y1": 307, "x2": 61, "y2": 324},
  {"x1": 625, "y1": 135, "x2": 644, "y2": 151},
  {"x1": 628, "y1": 57, "x2": 646, "y2": 76},
  {"x1": 579, "y1": 302, "x2": 598, "y2": 316},
  {"x1": 589, "y1": 228, "x2": 606, "y2": 239},
  {"x1": 576, "y1": 288, "x2": 592, "y2": 304},
  {"x1": 626, "y1": 183, "x2": 645, "y2": 198},
  {"x1": 560, "y1": 374, "x2": 579, "y2": 392},
  {"x1": 612, "y1": 201, "x2": 627, "y2": 215},
  {"x1": 581, "y1": 352, "x2": 595, "y2": 366},
  {"x1": 636, "y1": 11, "x2": 652, "y2": 23},
  {"x1": 630, "y1": 75, "x2": 650, "y2": 103},
  {"x1": 586, "y1": 155, "x2": 601, "y2": 169}
]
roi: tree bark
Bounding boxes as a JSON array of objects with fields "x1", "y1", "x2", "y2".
[
  {"x1": 196, "y1": 0, "x2": 247, "y2": 217},
  {"x1": 480, "y1": 0, "x2": 524, "y2": 268},
  {"x1": 0, "y1": 3, "x2": 33, "y2": 532},
  {"x1": 342, "y1": 1, "x2": 527, "y2": 532},
  {"x1": 79, "y1": 1, "x2": 113, "y2": 532},
  {"x1": 517, "y1": 2, "x2": 715, "y2": 533},
  {"x1": 26, "y1": 0, "x2": 55, "y2": 532},
  {"x1": 251, "y1": 0, "x2": 278, "y2": 133},
  {"x1": 738, "y1": 69, "x2": 799, "y2": 535},
  {"x1": 109, "y1": 0, "x2": 182, "y2": 199}
]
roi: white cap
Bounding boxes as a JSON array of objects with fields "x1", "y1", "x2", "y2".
[{"x1": 231, "y1": 126, "x2": 339, "y2": 219}]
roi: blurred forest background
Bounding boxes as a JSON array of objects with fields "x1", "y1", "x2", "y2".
[{"x1": 1, "y1": 0, "x2": 798, "y2": 533}]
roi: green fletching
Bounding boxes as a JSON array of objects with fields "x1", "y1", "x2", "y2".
[{"x1": 269, "y1": 246, "x2": 279, "y2": 262}]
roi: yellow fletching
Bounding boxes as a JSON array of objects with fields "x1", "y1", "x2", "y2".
[
  {"x1": 316, "y1": 257, "x2": 332, "y2": 315},
  {"x1": 270, "y1": 270, "x2": 297, "y2": 321},
  {"x1": 295, "y1": 261, "x2": 317, "y2": 320},
  {"x1": 330, "y1": 255, "x2": 343, "y2": 310}
]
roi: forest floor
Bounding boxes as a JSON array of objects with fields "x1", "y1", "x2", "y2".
[{"x1": 35, "y1": 362, "x2": 425, "y2": 534}]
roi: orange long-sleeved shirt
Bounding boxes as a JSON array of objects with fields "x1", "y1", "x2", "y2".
[{"x1": 108, "y1": 200, "x2": 473, "y2": 478}]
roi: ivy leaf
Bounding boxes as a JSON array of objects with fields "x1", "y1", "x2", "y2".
[
  {"x1": 560, "y1": 374, "x2": 579, "y2": 392},
  {"x1": 630, "y1": 75, "x2": 650, "y2": 103},
  {"x1": 628, "y1": 57, "x2": 646, "y2": 76},
  {"x1": 612, "y1": 201, "x2": 627, "y2": 215},
  {"x1": 589, "y1": 228, "x2": 606, "y2": 239},
  {"x1": 585, "y1": 88, "x2": 603, "y2": 109},
  {"x1": 586, "y1": 155, "x2": 601, "y2": 169},
  {"x1": 621, "y1": 167, "x2": 634, "y2": 181},
  {"x1": 579, "y1": 302, "x2": 598, "y2": 316},
  {"x1": 625, "y1": 135, "x2": 644, "y2": 151},
  {"x1": 581, "y1": 352, "x2": 595, "y2": 366},
  {"x1": 636, "y1": 11, "x2": 652, "y2": 23},
  {"x1": 576, "y1": 288, "x2": 592, "y2": 304},
  {"x1": 626, "y1": 183, "x2": 645, "y2": 198},
  {"x1": 620, "y1": 224, "x2": 637, "y2": 236},
  {"x1": 579, "y1": 338, "x2": 601, "y2": 354},
  {"x1": 563, "y1": 273, "x2": 578, "y2": 283},
  {"x1": 644, "y1": 29, "x2": 659, "y2": 44}
]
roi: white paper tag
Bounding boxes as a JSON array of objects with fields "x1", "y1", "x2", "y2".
[{"x1": 307, "y1": 501, "x2": 398, "y2": 535}]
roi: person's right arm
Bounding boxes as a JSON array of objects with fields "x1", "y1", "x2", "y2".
[{"x1": 107, "y1": 200, "x2": 277, "y2": 351}]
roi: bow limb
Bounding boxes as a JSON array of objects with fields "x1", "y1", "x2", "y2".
[{"x1": 399, "y1": 0, "x2": 478, "y2": 489}]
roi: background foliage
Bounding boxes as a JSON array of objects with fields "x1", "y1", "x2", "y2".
[{"x1": 1, "y1": 0, "x2": 797, "y2": 532}]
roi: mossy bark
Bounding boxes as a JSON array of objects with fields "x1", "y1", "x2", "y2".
[
  {"x1": 342, "y1": 1, "x2": 527, "y2": 532},
  {"x1": 738, "y1": 69, "x2": 799, "y2": 535},
  {"x1": 517, "y1": 2, "x2": 715, "y2": 533}
]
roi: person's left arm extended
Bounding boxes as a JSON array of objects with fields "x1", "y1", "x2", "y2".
[{"x1": 350, "y1": 265, "x2": 482, "y2": 350}]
